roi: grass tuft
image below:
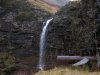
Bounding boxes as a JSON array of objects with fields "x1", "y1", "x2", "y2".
[{"x1": 35, "y1": 67, "x2": 100, "y2": 75}]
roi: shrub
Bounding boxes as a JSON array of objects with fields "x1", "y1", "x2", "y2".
[{"x1": 0, "y1": 52, "x2": 17, "y2": 75}]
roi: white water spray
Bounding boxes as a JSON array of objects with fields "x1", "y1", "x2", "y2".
[{"x1": 38, "y1": 18, "x2": 53, "y2": 70}]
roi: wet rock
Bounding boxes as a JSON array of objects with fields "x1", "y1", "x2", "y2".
[
  {"x1": 2, "y1": 12, "x2": 16, "y2": 22},
  {"x1": 0, "y1": 7, "x2": 5, "y2": 15},
  {"x1": 96, "y1": 0, "x2": 100, "y2": 6}
]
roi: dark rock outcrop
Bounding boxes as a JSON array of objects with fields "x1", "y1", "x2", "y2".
[
  {"x1": 0, "y1": 0, "x2": 51, "y2": 73},
  {"x1": 47, "y1": 1, "x2": 99, "y2": 56}
]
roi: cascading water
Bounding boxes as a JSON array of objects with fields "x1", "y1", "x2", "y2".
[{"x1": 38, "y1": 18, "x2": 53, "y2": 70}]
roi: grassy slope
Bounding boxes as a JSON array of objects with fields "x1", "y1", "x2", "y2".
[
  {"x1": 35, "y1": 68, "x2": 100, "y2": 75},
  {"x1": 27, "y1": 0, "x2": 59, "y2": 14}
]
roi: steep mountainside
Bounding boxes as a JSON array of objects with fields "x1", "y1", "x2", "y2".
[
  {"x1": 42, "y1": 0, "x2": 70, "y2": 7},
  {"x1": 0, "y1": 0, "x2": 51, "y2": 74},
  {"x1": 27, "y1": 0, "x2": 59, "y2": 13},
  {"x1": 47, "y1": 0, "x2": 100, "y2": 56}
]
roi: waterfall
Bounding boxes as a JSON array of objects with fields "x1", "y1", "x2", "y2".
[{"x1": 38, "y1": 18, "x2": 53, "y2": 70}]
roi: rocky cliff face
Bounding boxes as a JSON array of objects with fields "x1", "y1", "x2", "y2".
[
  {"x1": 0, "y1": 0, "x2": 51, "y2": 74},
  {"x1": 47, "y1": 0, "x2": 99, "y2": 56}
]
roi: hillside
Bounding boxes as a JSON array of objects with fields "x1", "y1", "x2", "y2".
[
  {"x1": 0, "y1": 0, "x2": 100, "y2": 75},
  {"x1": 47, "y1": 1, "x2": 99, "y2": 55},
  {"x1": 0, "y1": 0, "x2": 51, "y2": 75},
  {"x1": 27, "y1": 0, "x2": 59, "y2": 13},
  {"x1": 41, "y1": 0, "x2": 69, "y2": 7},
  {"x1": 45, "y1": 0, "x2": 100, "y2": 69}
]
